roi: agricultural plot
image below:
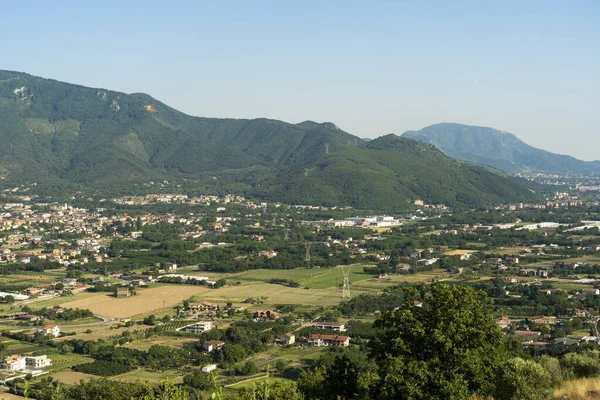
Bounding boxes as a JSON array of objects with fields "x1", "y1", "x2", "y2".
[
  {"x1": 110, "y1": 368, "x2": 183, "y2": 384},
  {"x1": 51, "y1": 370, "x2": 94, "y2": 385},
  {"x1": 123, "y1": 336, "x2": 197, "y2": 351},
  {"x1": 193, "y1": 282, "x2": 343, "y2": 307},
  {"x1": 54, "y1": 325, "x2": 153, "y2": 342},
  {"x1": 228, "y1": 266, "x2": 373, "y2": 289},
  {"x1": 59, "y1": 285, "x2": 213, "y2": 319}
]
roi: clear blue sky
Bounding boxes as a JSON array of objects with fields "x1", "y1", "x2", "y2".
[{"x1": 2, "y1": 1, "x2": 599, "y2": 159}]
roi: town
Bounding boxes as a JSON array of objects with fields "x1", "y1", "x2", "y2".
[{"x1": 0, "y1": 181, "x2": 599, "y2": 399}]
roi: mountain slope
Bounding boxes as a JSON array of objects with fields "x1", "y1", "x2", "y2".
[
  {"x1": 0, "y1": 70, "x2": 538, "y2": 208},
  {"x1": 265, "y1": 135, "x2": 539, "y2": 209},
  {"x1": 402, "y1": 123, "x2": 600, "y2": 174}
]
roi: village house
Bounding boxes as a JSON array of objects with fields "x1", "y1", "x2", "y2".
[
  {"x1": 25, "y1": 355, "x2": 52, "y2": 369},
  {"x1": 189, "y1": 302, "x2": 218, "y2": 312},
  {"x1": 202, "y1": 364, "x2": 217, "y2": 373},
  {"x1": 275, "y1": 333, "x2": 295, "y2": 346},
  {"x1": 307, "y1": 334, "x2": 350, "y2": 347},
  {"x1": 314, "y1": 322, "x2": 346, "y2": 332},
  {"x1": 530, "y1": 316, "x2": 557, "y2": 326},
  {"x1": 581, "y1": 288, "x2": 600, "y2": 296},
  {"x1": 39, "y1": 324, "x2": 60, "y2": 337},
  {"x1": 203, "y1": 340, "x2": 225, "y2": 353},
  {"x1": 24, "y1": 287, "x2": 45, "y2": 296},
  {"x1": 252, "y1": 310, "x2": 280, "y2": 320},
  {"x1": 495, "y1": 316, "x2": 511, "y2": 330},
  {"x1": 116, "y1": 287, "x2": 130, "y2": 298},
  {"x1": 176, "y1": 321, "x2": 214, "y2": 334},
  {"x1": 0, "y1": 355, "x2": 26, "y2": 371},
  {"x1": 16, "y1": 314, "x2": 41, "y2": 322}
]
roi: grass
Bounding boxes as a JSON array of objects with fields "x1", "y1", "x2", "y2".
[
  {"x1": 123, "y1": 336, "x2": 197, "y2": 351},
  {"x1": 50, "y1": 353, "x2": 94, "y2": 372},
  {"x1": 554, "y1": 377, "x2": 600, "y2": 399},
  {"x1": 54, "y1": 316, "x2": 103, "y2": 326},
  {"x1": 51, "y1": 370, "x2": 95, "y2": 385},
  {"x1": 244, "y1": 346, "x2": 324, "y2": 369},
  {"x1": 110, "y1": 368, "x2": 183, "y2": 384},
  {"x1": 192, "y1": 282, "x2": 344, "y2": 307},
  {"x1": 60, "y1": 285, "x2": 213, "y2": 319},
  {"x1": 230, "y1": 265, "x2": 374, "y2": 289}
]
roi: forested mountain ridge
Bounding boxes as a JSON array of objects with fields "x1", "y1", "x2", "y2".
[
  {"x1": 0, "y1": 70, "x2": 538, "y2": 208},
  {"x1": 402, "y1": 123, "x2": 600, "y2": 174}
]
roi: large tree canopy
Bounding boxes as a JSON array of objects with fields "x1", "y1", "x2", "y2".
[{"x1": 369, "y1": 284, "x2": 506, "y2": 399}]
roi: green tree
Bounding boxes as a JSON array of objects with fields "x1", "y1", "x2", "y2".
[
  {"x1": 494, "y1": 358, "x2": 553, "y2": 400},
  {"x1": 369, "y1": 284, "x2": 506, "y2": 399}
]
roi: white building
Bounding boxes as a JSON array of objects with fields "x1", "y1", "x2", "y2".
[
  {"x1": 176, "y1": 321, "x2": 214, "y2": 334},
  {"x1": 0, "y1": 355, "x2": 26, "y2": 371},
  {"x1": 202, "y1": 364, "x2": 217, "y2": 373},
  {"x1": 25, "y1": 355, "x2": 52, "y2": 369},
  {"x1": 39, "y1": 324, "x2": 60, "y2": 337}
]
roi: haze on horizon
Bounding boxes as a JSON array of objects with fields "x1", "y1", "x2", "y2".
[{"x1": 1, "y1": 1, "x2": 598, "y2": 160}]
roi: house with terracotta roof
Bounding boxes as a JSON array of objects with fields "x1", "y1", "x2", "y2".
[
  {"x1": 0, "y1": 355, "x2": 26, "y2": 371},
  {"x1": 39, "y1": 324, "x2": 60, "y2": 337},
  {"x1": 307, "y1": 334, "x2": 350, "y2": 347},
  {"x1": 203, "y1": 340, "x2": 225, "y2": 353}
]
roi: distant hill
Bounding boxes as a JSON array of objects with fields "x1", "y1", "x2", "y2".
[
  {"x1": 266, "y1": 135, "x2": 539, "y2": 209},
  {"x1": 402, "y1": 123, "x2": 600, "y2": 175},
  {"x1": 0, "y1": 70, "x2": 538, "y2": 208}
]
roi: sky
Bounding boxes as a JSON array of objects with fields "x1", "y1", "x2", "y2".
[{"x1": 1, "y1": 1, "x2": 599, "y2": 160}]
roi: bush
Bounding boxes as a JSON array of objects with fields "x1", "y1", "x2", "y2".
[
  {"x1": 237, "y1": 361, "x2": 259, "y2": 376},
  {"x1": 560, "y1": 350, "x2": 600, "y2": 379},
  {"x1": 495, "y1": 357, "x2": 553, "y2": 400}
]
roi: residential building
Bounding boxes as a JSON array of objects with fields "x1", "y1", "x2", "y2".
[
  {"x1": 252, "y1": 310, "x2": 280, "y2": 320},
  {"x1": 25, "y1": 355, "x2": 51, "y2": 369},
  {"x1": 307, "y1": 334, "x2": 350, "y2": 347},
  {"x1": 530, "y1": 316, "x2": 557, "y2": 325},
  {"x1": 176, "y1": 321, "x2": 214, "y2": 334},
  {"x1": 314, "y1": 322, "x2": 346, "y2": 332},
  {"x1": 202, "y1": 364, "x2": 217, "y2": 373},
  {"x1": 39, "y1": 324, "x2": 60, "y2": 337},
  {"x1": 0, "y1": 355, "x2": 26, "y2": 371},
  {"x1": 495, "y1": 316, "x2": 511, "y2": 330},
  {"x1": 581, "y1": 288, "x2": 600, "y2": 296},
  {"x1": 189, "y1": 302, "x2": 217, "y2": 312},
  {"x1": 275, "y1": 333, "x2": 295, "y2": 346},
  {"x1": 203, "y1": 340, "x2": 225, "y2": 353},
  {"x1": 116, "y1": 287, "x2": 130, "y2": 298}
]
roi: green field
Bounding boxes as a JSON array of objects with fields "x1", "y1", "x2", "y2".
[{"x1": 230, "y1": 265, "x2": 373, "y2": 289}]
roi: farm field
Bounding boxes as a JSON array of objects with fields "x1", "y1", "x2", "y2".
[
  {"x1": 110, "y1": 368, "x2": 183, "y2": 384},
  {"x1": 51, "y1": 370, "x2": 94, "y2": 385},
  {"x1": 443, "y1": 249, "x2": 478, "y2": 256},
  {"x1": 245, "y1": 345, "x2": 324, "y2": 369},
  {"x1": 192, "y1": 282, "x2": 344, "y2": 306},
  {"x1": 59, "y1": 285, "x2": 213, "y2": 319},
  {"x1": 229, "y1": 265, "x2": 373, "y2": 289},
  {"x1": 50, "y1": 353, "x2": 94, "y2": 372},
  {"x1": 54, "y1": 325, "x2": 153, "y2": 342},
  {"x1": 123, "y1": 336, "x2": 197, "y2": 351}
]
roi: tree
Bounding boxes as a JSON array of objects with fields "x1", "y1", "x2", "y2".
[
  {"x1": 494, "y1": 358, "x2": 553, "y2": 400},
  {"x1": 369, "y1": 284, "x2": 506, "y2": 399},
  {"x1": 183, "y1": 369, "x2": 210, "y2": 390},
  {"x1": 238, "y1": 361, "x2": 259, "y2": 376}
]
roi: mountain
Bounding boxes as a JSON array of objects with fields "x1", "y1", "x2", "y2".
[
  {"x1": 0, "y1": 70, "x2": 538, "y2": 208},
  {"x1": 402, "y1": 123, "x2": 600, "y2": 175},
  {"x1": 266, "y1": 135, "x2": 539, "y2": 209}
]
